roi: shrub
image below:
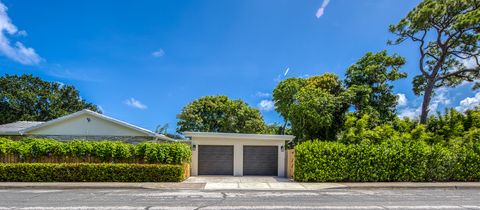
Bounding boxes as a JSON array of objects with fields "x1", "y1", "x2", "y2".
[
  {"x1": 0, "y1": 138, "x2": 191, "y2": 164},
  {"x1": 295, "y1": 140, "x2": 480, "y2": 182},
  {"x1": 0, "y1": 163, "x2": 185, "y2": 182}
]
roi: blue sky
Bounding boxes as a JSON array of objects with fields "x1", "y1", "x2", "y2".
[{"x1": 1, "y1": 0, "x2": 479, "y2": 133}]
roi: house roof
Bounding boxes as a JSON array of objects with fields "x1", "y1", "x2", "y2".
[
  {"x1": 183, "y1": 132, "x2": 295, "y2": 141},
  {"x1": 0, "y1": 121, "x2": 44, "y2": 135},
  {"x1": 0, "y1": 110, "x2": 175, "y2": 141}
]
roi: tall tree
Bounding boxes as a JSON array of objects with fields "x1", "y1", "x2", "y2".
[
  {"x1": 345, "y1": 51, "x2": 407, "y2": 122},
  {"x1": 176, "y1": 95, "x2": 266, "y2": 133},
  {"x1": 272, "y1": 78, "x2": 305, "y2": 133},
  {"x1": 0, "y1": 74, "x2": 99, "y2": 124},
  {"x1": 273, "y1": 73, "x2": 350, "y2": 141},
  {"x1": 389, "y1": 0, "x2": 480, "y2": 123}
]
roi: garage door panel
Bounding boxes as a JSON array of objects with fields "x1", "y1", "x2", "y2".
[
  {"x1": 243, "y1": 146, "x2": 278, "y2": 176},
  {"x1": 198, "y1": 145, "x2": 233, "y2": 175}
]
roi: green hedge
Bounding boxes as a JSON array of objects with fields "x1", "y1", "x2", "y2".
[
  {"x1": 294, "y1": 140, "x2": 480, "y2": 182},
  {"x1": 0, "y1": 138, "x2": 191, "y2": 164},
  {"x1": 0, "y1": 163, "x2": 185, "y2": 182}
]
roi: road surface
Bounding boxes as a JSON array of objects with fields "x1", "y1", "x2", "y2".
[{"x1": 0, "y1": 188, "x2": 479, "y2": 209}]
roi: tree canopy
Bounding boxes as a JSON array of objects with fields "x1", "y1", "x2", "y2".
[
  {"x1": 345, "y1": 51, "x2": 407, "y2": 122},
  {"x1": 389, "y1": 0, "x2": 480, "y2": 123},
  {"x1": 176, "y1": 95, "x2": 266, "y2": 133},
  {"x1": 273, "y1": 73, "x2": 350, "y2": 141},
  {"x1": 0, "y1": 74, "x2": 100, "y2": 124}
]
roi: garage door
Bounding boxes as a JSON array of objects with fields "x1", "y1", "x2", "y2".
[
  {"x1": 243, "y1": 146, "x2": 278, "y2": 176},
  {"x1": 198, "y1": 145, "x2": 234, "y2": 175}
]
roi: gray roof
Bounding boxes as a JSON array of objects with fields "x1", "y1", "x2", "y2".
[{"x1": 0, "y1": 121, "x2": 44, "y2": 135}]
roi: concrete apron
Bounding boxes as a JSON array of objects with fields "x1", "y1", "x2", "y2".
[{"x1": 184, "y1": 176, "x2": 346, "y2": 190}]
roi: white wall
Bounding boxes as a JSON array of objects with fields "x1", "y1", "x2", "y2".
[
  {"x1": 27, "y1": 113, "x2": 147, "y2": 136},
  {"x1": 191, "y1": 137, "x2": 286, "y2": 177}
]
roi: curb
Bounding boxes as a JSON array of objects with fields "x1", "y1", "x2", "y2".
[
  {"x1": 0, "y1": 183, "x2": 205, "y2": 190},
  {"x1": 335, "y1": 182, "x2": 480, "y2": 190},
  {"x1": 0, "y1": 182, "x2": 479, "y2": 190}
]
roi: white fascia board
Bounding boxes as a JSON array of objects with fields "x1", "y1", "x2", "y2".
[
  {"x1": 182, "y1": 132, "x2": 295, "y2": 141},
  {"x1": 0, "y1": 131, "x2": 22, "y2": 136}
]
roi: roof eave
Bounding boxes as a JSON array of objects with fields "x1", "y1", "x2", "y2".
[
  {"x1": 20, "y1": 109, "x2": 162, "y2": 138},
  {"x1": 182, "y1": 132, "x2": 295, "y2": 141}
]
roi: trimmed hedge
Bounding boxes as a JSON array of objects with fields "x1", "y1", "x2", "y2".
[
  {"x1": 295, "y1": 140, "x2": 480, "y2": 182},
  {"x1": 0, "y1": 138, "x2": 191, "y2": 164},
  {"x1": 0, "y1": 163, "x2": 185, "y2": 182}
]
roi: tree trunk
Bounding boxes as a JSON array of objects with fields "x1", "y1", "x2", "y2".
[
  {"x1": 281, "y1": 120, "x2": 288, "y2": 135},
  {"x1": 420, "y1": 79, "x2": 435, "y2": 124}
]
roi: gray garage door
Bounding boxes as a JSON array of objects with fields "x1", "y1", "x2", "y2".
[
  {"x1": 243, "y1": 146, "x2": 278, "y2": 176},
  {"x1": 198, "y1": 145, "x2": 234, "y2": 175}
]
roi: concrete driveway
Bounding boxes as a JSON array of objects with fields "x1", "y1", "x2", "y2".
[{"x1": 184, "y1": 176, "x2": 344, "y2": 190}]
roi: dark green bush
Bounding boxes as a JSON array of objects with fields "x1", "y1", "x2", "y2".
[
  {"x1": 0, "y1": 138, "x2": 191, "y2": 164},
  {"x1": 0, "y1": 163, "x2": 185, "y2": 182},
  {"x1": 295, "y1": 140, "x2": 480, "y2": 182}
]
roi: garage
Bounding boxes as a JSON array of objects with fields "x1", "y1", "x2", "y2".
[
  {"x1": 185, "y1": 132, "x2": 295, "y2": 177},
  {"x1": 198, "y1": 145, "x2": 233, "y2": 175},
  {"x1": 243, "y1": 146, "x2": 278, "y2": 176}
]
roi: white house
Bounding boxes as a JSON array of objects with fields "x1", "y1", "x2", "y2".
[
  {"x1": 184, "y1": 132, "x2": 295, "y2": 177},
  {"x1": 0, "y1": 109, "x2": 174, "y2": 142}
]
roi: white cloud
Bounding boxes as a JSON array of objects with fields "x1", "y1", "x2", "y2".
[
  {"x1": 0, "y1": 2, "x2": 41, "y2": 65},
  {"x1": 397, "y1": 93, "x2": 407, "y2": 107},
  {"x1": 429, "y1": 87, "x2": 451, "y2": 112},
  {"x1": 284, "y1": 67, "x2": 290, "y2": 76},
  {"x1": 455, "y1": 92, "x2": 480, "y2": 112},
  {"x1": 316, "y1": 0, "x2": 331, "y2": 18},
  {"x1": 255, "y1": 92, "x2": 271, "y2": 98},
  {"x1": 462, "y1": 56, "x2": 479, "y2": 69},
  {"x1": 124, "y1": 98, "x2": 147, "y2": 109},
  {"x1": 397, "y1": 88, "x2": 451, "y2": 119},
  {"x1": 258, "y1": 100, "x2": 275, "y2": 111},
  {"x1": 47, "y1": 68, "x2": 101, "y2": 82},
  {"x1": 152, "y1": 49, "x2": 165, "y2": 58},
  {"x1": 55, "y1": 81, "x2": 65, "y2": 88},
  {"x1": 97, "y1": 105, "x2": 105, "y2": 113},
  {"x1": 274, "y1": 67, "x2": 292, "y2": 82},
  {"x1": 398, "y1": 106, "x2": 419, "y2": 119}
]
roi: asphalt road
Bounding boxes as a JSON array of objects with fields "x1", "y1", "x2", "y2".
[{"x1": 0, "y1": 188, "x2": 479, "y2": 209}]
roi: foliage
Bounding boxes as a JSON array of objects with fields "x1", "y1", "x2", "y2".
[
  {"x1": 262, "y1": 123, "x2": 292, "y2": 135},
  {"x1": 0, "y1": 74, "x2": 100, "y2": 124},
  {"x1": 0, "y1": 138, "x2": 191, "y2": 164},
  {"x1": 337, "y1": 113, "x2": 402, "y2": 144},
  {"x1": 301, "y1": 108, "x2": 480, "y2": 182},
  {"x1": 294, "y1": 139, "x2": 480, "y2": 182},
  {"x1": 273, "y1": 77, "x2": 305, "y2": 129},
  {"x1": 344, "y1": 51, "x2": 407, "y2": 122},
  {"x1": 389, "y1": 0, "x2": 480, "y2": 123},
  {"x1": 273, "y1": 74, "x2": 350, "y2": 141},
  {"x1": 176, "y1": 95, "x2": 266, "y2": 133},
  {"x1": 155, "y1": 123, "x2": 186, "y2": 139},
  {"x1": 337, "y1": 108, "x2": 480, "y2": 145},
  {"x1": 0, "y1": 163, "x2": 185, "y2": 182}
]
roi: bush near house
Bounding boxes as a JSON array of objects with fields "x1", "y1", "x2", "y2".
[
  {"x1": 0, "y1": 138, "x2": 191, "y2": 164},
  {"x1": 0, "y1": 163, "x2": 185, "y2": 182},
  {"x1": 0, "y1": 138, "x2": 191, "y2": 182},
  {"x1": 294, "y1": 140, "x2": 480, "y2": 182}
]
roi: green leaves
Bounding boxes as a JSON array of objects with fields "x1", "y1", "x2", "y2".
[
  {"x1": 176, "y1": 95, "x2": 266, "y2": 133},
  {"x1": 295, "y1": 108, "x2": 480, "y2": 182},
  {"x1": 273, "y1": 74, "x2": 349, "y2": 142},
  {"x1": 389, "y1": 0, "x2": 480, "y2": 123},
  {"x1": 0, "y1": 74, "x2": 100, "y2": 124},
  {"x1": 344, "y1": 51, "x2": 407, "y2": 122},
  {"x1": 273, "y1": 51, "x2": 408, "y2": 141},
  {"x1": 0, "y1": 163, "x2": 185, "y2": 182},
  {"x1": 0, "y1": 138, "x2": 191, "y2": 164},
  {"x1": 294, "y1": 139, "x2": 480, "y2": 182}
]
